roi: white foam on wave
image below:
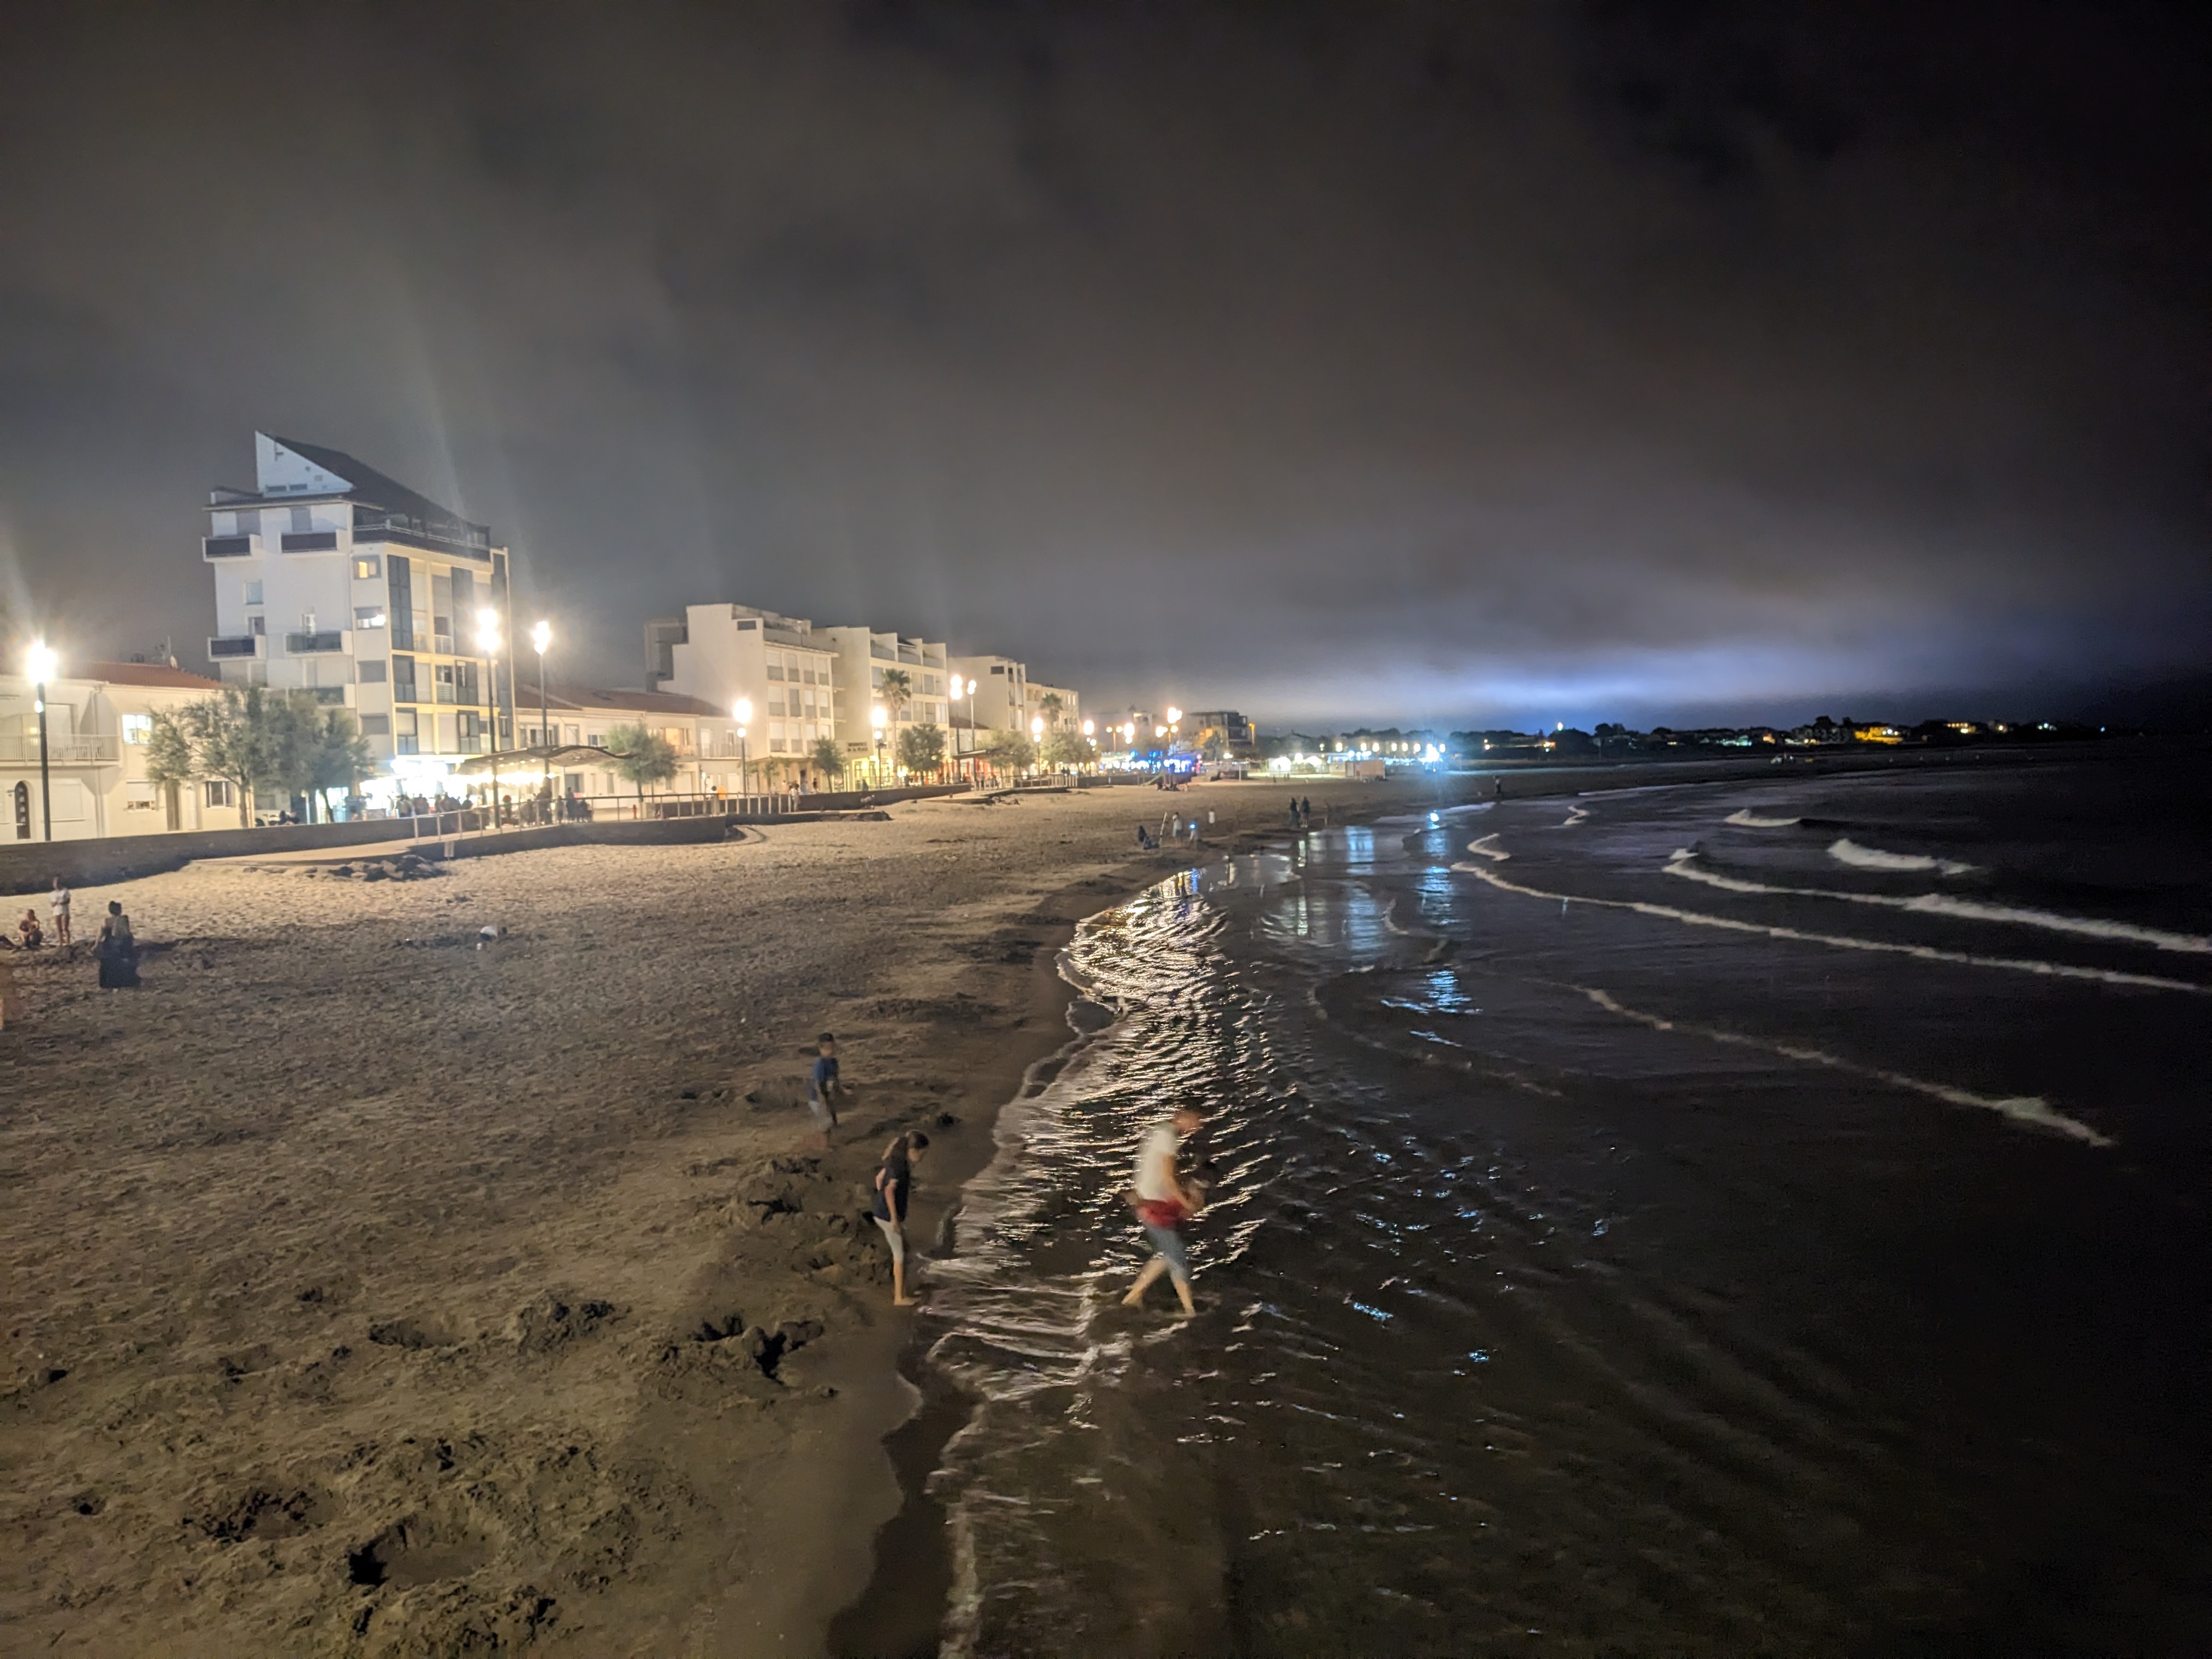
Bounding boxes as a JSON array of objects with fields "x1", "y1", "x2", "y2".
[
  {"x1": 1725, "y1": 809, "x2": 1802, "y2": 828},
  {"x1": 1463, "y1": 834, "x2": 1511, "y2": 862},
  {"x1": 1573, "y1": 985, "x2": 2112, "y2": 1147},
  {"x1": 1562, "y1": 806, "x2": 1591, "y2": 827},
  {"x1": 1664, "y1": 851, "x2": 2212, "y2": 956},
  {"x1": 1829, "y1": 837, "x2": 1974, "y2": 876},
  {"x1": 1452, "y1": 861, "x2": 2211, "y2": 997}
]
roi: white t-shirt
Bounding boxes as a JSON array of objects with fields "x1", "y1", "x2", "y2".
[
  {"x1": 49, "y1": 887, "x2": 69, "y2": 916},
  {"x1": 1133, "y1": 1121, "x2": 1182, "y2": 1203}
]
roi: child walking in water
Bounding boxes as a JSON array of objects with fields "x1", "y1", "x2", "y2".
[{"x1": 1122, "y1": 1105, "x2": 1206, "y2": 1316}]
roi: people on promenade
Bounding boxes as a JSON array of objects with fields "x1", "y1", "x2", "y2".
[
  {"x1": 1122, "y1": 1105, "x2": 1206, "y2": 1317},
  {"x1": 48, "y1": 878, "x2": 71, "y2": 947},
  {"x1": 872, "y1": 1130, "x2": 932, "y2": 1306},
  {"x1": 94, "y1": 901, "x2": 138, "y2": 989},
  {"x1": 808, "y1": 1032, "x2": 843, "y2": 1146}
]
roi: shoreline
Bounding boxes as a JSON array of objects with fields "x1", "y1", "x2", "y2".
[{"x1": 0, "y1": 751, "x2": 2038, "y2": 1656}]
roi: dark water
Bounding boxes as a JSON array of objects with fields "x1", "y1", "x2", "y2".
[{"x1": 895, "y1": 751, "x2": 2212, "y2": 1656}]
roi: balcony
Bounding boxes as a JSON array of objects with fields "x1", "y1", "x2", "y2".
[
  {"x1": 0, "y1": 733, "x2": 120, "y2": 764},
  {"x1": 280, "y1": 531, "x2": 340, "y2": 553},
  {"x1": 284, "y1": 630, "x2": 347, "y2": 654},
  {"x1": 209, "y1": 634, "x2": 266, "y2": 659},
  {"x1": 870, "y1": 642, "x2": 895, "y2": 660},
  {"x1": 202, "y1": 533, "x2": 264, "y2": 560},
  {"x1": 306, "y1": 686, "x2": 348, "y2": 706}
]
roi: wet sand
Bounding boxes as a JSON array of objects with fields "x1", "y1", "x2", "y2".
[{"x1": 0, "y1": 763, "x2": 1860, "y2": 1655}]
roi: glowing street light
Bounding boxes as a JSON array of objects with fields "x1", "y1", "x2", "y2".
[
  {"x1": 733, "y1": 698, "x2": 752, "y2": 794},
  {"x1": 24, "y1": 640, "x2": 57, "y2": 840},
  {"x1": 1081, "y1": 719, "x2": 1094, "y2": 736}
]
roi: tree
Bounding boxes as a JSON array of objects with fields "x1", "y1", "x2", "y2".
[
  {"x1": 1039, "y1": 692, "x2": 1063, "y2": 729},
  {"x1": 809, "y1": 735, "x2": 845, "y2": 787},
  {"x1": 605, "y1": 723, "x2": 679, "y2": 806},
  {"x1": 897, "y1": 722, "x2": 945, "y2": 777},
  {"x1": 290, "y1": 699, "x2": 374, "y2": 821},
  {"x1": 146, "y1": 686, "x2": 289, "y2": 826},
  {"x1": 877, "y1": 668, "x2": 912, "y2": 730},
  {"x1": 1042, "y1": 729, "x2": 1095, "y2": 771},
  {"x1": 981, "y1": 728, "x2": 1035, "y2": 774}
]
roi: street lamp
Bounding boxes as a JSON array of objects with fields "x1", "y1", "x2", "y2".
[
  {"x1": 531, "y1": 619, "x2": 552, "y2": 807},
  {"x1": 733, "y1": 698, "x2": 752, "y2": 797},
  {"x1": 475, "y1": 607, "x2": 501, "y2": 825},
  {"x1": 25, "y1": 640, "x2": 57, "y2": 842},
  {"x1": 871, "y1": 703, "x2": 888, "y2": 785}
]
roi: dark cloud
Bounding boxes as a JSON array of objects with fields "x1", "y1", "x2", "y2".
[{"x1": 1, "y1": 1, "x2": 2205, "y2": 726}]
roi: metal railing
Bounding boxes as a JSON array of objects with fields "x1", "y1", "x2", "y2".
[
  {"x1": 285, "y1": 631, "x2": 346, "y2": 653},
  {"x1": 202, "y1": 534, "x2": 262, "y2": 558},
  {"x1": 280, "y1": 531, "x2": 339, "y2": 552},
  {"x1": 0, "y1": 733, "x2": 119, "y2": 764},
  {"x1": 209, "y1": 635, "x2": 264, "y2": 658}
]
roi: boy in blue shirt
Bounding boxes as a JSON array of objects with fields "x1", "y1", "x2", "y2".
[{"x1": 807, "y1": 1032, "x2": 842, "y2": 1146}]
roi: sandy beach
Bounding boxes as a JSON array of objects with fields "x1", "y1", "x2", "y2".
[
  {"x1": 0, "y1": 776, "x2": 1445, "y2": 1657},
  {"x1": 1, "y1": 761, "x2": 1863, "y2": 1655}
]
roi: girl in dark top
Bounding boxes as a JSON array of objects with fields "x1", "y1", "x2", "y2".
[
  {"x1": 95, "y1": 900, "x2": 138, "y2": 989},
  {"x1": 871, "y1": 1131, "x2": 931, "y2": 1306}
]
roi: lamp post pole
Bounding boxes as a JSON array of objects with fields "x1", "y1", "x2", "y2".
[
  {"x1": 532, "y1": 620, "x2": 552, "y2": 812},
  {"x1": 475, "y1": 609, "x2": 502, "y2": 830},
  {"x1": 27, "y1": 642, "x2": 57, "y2": 842},
  {"x1": 733, "y1": 699, "x2": 752, "y2": 800}
]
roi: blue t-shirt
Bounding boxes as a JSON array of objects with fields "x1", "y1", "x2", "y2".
[{"x1": 810, "y1": 1054, "x2": 839, "y2": 1097}]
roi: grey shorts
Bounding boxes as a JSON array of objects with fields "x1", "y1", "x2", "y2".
[
  {"x1": 873, "y1": 1215, "x2": 905, "y2": 1263},
  {"x1": 808, "y1": 1089, "x2": 837, "y2": 1130},
  {"x1": 1142, "y1": 1222, "x2": 1189, "y2": 1284}
]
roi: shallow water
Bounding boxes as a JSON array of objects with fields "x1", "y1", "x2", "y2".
[{"x1": 893, "y1": 752, "x2": 2212, "y2": 1655}]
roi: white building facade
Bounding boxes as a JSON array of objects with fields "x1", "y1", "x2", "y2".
[
  {"x1": 1, "y1": 661, "x2": 239, "y2": 839},
  {"x1": 203, "y1": 434, "x2": 515, "y2": 795},
  {"x1": 647, "y1": 603, "x2": 842, "y2": 764}
]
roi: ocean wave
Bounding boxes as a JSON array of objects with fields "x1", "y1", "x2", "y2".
[
  {"x1": 1664, "y1": 852, "x2": 2212, "y2": 955},
  {"x1": 1572, "y1": 985, "x2": 2111, "y2": 1146},
  {"x1": 1463, "y1": 834, "x2": 1510, "y2": 861},
  {"x1": 1725, "y1": 810, "x2": 1802, "y2": 828},
  {"x1": 1562, "y1": 806, "x2": 1591, "y2": 827},
  {"x1": 1452, "y1": 862, "x2": 2211, "y2": 996},
  {"x1": 1829, "y1": 837, "x2": 1974, "y2": 876}
]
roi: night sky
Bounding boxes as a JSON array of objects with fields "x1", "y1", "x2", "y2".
[{"x1": 2, "y1": 3, "x2": 2206, "y2": 729}]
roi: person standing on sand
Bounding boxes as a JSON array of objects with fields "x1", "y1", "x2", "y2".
[
  {"x1": 808, "y1": 1032, "x2": 843, "y2": 1146},
  {"x1": 872, "y1": 1131, "x2": 931, "y2": 1306},
  {"x1": 94, "y1": 900, "x2": 138, "y2": 990},
  {"x1": 1122, "y1": 1105, "x2": 1206, "y2": 1317},
  {"x1": 48, "y1": 878, "x2": 71, "y2": 947}
]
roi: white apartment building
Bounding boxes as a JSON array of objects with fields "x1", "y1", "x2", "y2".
[
  {"x1": 950, "y1": 655, "x2": 1030, "y2": 736},
  {"x1": 816, "y1": 628, "x2": 949, "y2": 754},
  {"x1": 203, "y1": 434, "x2": 515, "y2": 787},
  {"x1": 646, "y1": 604, "x2": 841, "y2": 762},
  {"x1": 1, "y1": 661, "x2": 239, "y2": 840},
  {"x1": 1025, "y1": 681, "x2": 1082, "y2": 735}
]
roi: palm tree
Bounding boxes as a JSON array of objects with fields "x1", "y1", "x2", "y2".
[
  {"x1": 810, "y1": 735, "x2": 844, "y2": 789},
  {"x1": 1039, "y1": 691, "x2": 1063, "y2": 730},
  {"x1": 877, "y1": 668, "x2": 912, "y2": 727}
]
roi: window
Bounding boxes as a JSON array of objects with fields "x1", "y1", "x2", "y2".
[
  {"x1": 390, "y1": 654, "x2": 417, "y2": 702},
  {"x1": 435, "y1": 663, "x2": 457, "y2": 702},
  {"x1": 587, "y1": 733, "x2": 604, "y2": 748},
  {"x1": 205, "y1": 780, "x2": 234, "y2": 807},
  {"x1": 245, "y1": 580, "x2": 264, "y2": 605},
  {"x1": 386, "y1": 555, "x2": 414, "y2": 651},
  {"x1": 766, "y1": 661, "x2": 785, "y2": 681},
  {"x1": 736, "y1": 618, "x2": 758, "y2": 631},
  {"x1": 358, "y1": 660, "x2": 387, "y2": 683},
  {"x1": 290, "y1": 505, "x2": 313, "y2": 533},
  {"x1": 247, "y1": 615, "x2": 267, "y2": 636},
  {"x1": 123, "y1": 782, "x2": 159, "y2": 812},
  {"x1": 359, "y1": 714, "x2": 390, "y2": 737},
  {"x1": 354, "y1": 605, "x2": 387, "y2": 629},
  {"x1": 121, "y1": 713, "x2": 153, "y2": 745},
  {"x1": 354, "y1": 555, "x2": 382, "y2": 579}
]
